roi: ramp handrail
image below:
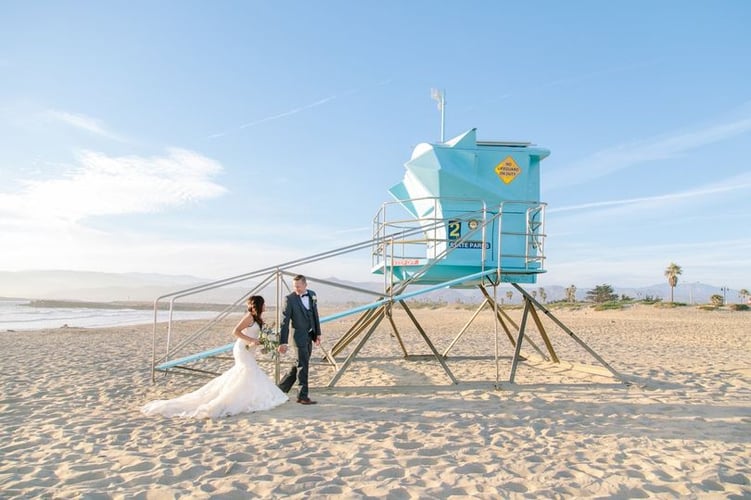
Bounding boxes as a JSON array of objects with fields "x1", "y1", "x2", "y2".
[
  {"x1": 151, "y1": 199, "x2": 546, "y2": 382},
  {"x1": 151, "y1": 218, "x2": 459, "y2": 380},
  {"x1": 155, "y1": 268, "x2": 500, "y2": 373}
]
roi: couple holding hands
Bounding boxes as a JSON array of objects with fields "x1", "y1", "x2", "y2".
[{"x1": 142, "y1": 275, "x2": 322, "y2": 418}]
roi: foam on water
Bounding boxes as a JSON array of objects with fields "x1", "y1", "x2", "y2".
[{"x1": 0, "y1": 299, "x2": 219, "y2": 331}]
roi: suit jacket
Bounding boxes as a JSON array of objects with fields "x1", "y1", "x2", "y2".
[{"x1": 279, "y1": 290, "x2": 322, "y2": 346}]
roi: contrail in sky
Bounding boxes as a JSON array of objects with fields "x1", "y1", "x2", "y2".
[
  {"x1": 464, "y1": 61, "x2": 657, "y2": 111},
  {"x1": 207, "y1": 79, "x2": 393, "y2": 139},
  {"x1": 207, "y1": 95, "x2": 337, "y2": 139},
  {"x1": 238, "y1": 96, "x2": 336, "y2": 130}
]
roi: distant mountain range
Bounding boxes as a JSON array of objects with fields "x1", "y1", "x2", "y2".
[{"x1": 0, "y1": 270, "x2": 746, "y2": 305}]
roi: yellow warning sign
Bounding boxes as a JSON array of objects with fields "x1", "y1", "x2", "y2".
[{"x1": 494, "y1": 156, "x2": 521, "y2": 184}]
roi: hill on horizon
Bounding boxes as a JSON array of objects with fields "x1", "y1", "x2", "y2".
[{"x1": 0, "y1": 270, "x2": 746, "y2": 305}]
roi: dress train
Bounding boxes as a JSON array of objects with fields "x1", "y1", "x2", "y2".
[{"x1": 142, "y1": 323, "x2": 287, "y2": 418}]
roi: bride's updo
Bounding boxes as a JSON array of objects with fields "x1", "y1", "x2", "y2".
[{"x1": 247, "y1": 295, "x2": 265, "y2": 327}]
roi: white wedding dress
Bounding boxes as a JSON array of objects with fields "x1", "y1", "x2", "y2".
[{"x1": 142, "y1": 322, "x2": 288, "y2": 418}]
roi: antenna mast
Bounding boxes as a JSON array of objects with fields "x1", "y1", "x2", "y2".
[{"x1": 430, "y1": 88, "x2": 446, "y2": 142}]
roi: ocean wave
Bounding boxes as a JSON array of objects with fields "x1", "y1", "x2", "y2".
[{"x1": 0, "y1": 302, "x2": 221, "y2": 331}]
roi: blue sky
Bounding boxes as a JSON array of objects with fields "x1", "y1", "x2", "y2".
[{"x1": 1, "y1": 1, "x2": 750, "y2": 290}]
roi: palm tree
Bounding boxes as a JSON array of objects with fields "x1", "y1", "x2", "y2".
[
  {"x1": 664, "y1": 262, "x2": 683, "y2": 303},
  {"x1": 506, "y1": 290, "x2": 513, "y2": 303},
  {"x1": 740, "y1": 288, "x2": 750, "y2": 304}
]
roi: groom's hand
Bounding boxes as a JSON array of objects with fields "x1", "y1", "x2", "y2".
[{"x1": 278, "y1": 344, "x2": 288, "y2": 354}]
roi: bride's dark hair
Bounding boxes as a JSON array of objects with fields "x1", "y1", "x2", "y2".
[{"x1": 247, "y1": 295, "x2": 265, "y2": 327}]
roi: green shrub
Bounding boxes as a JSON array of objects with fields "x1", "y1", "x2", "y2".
[
  {"x1": 593, "y1": 301, "x2": 624, "y2": 311},
  {"x1": 655, "y1": 302, "x2": 686, "y2": 308},
  {"x1": 641, "y1": 295, "x2": 662, "y2": 304},
  {"x1": 548, "y1": 302, "x2": 584, "y2": 311},
  {"x1": 729, "y1": 304, "x2": 749, "y2": 311}
]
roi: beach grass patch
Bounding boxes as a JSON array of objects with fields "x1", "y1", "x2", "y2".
[{"x1": 593, "y1": 301, "x2": 624, "y2": 311}]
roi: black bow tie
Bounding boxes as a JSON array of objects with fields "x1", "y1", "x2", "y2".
[{"x1": 300, "y1": 293, "x2": 309, "y2": 297}]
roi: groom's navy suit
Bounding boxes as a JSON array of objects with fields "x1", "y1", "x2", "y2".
[{"x1": 278, "y1": 290, "x2": 321, "y2": 399}]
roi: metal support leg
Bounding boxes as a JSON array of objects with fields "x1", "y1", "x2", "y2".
[
  {"x1": 317, "y1": 344, "x2": 338, "y2": 370},
  {"x1": 508, "y1": 298, "x2": 531, "y2": 383},
  {"x1": 328, "y1": 308, "x2": 386, "y2": 387},
  {"x1": 399, "y1": 301, "x2": 458, "y2": 385},
  {"x1": 479, "y1": 285, "x2": 548, "y2": 359},
  {"x1": 442, "y1": 299, "x2": 490, "y2": 357},
  {"x1": 527, "y1": 304, "x2": 559, "y2": 363},
  {"x1": 331, "y1": 305, "x2": 384, "y2": 358},
  {"x1": 511, "y1": 283, "x2": 628, "y2": 384},
  {"x1": 385, "y1": 304, "x2": 409, "y2": 357}
]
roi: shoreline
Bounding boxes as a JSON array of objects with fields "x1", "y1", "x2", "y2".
[
  {"x1": 6, "y1": 295, "x2": 750, "y2": 314},
  {"x1": 14, "y1": 298, "x2": 240, "y2": 312}
]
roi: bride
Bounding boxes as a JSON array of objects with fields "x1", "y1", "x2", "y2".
[{"x1": 142, "y1": 295, "x2": 288, "y2": 418}]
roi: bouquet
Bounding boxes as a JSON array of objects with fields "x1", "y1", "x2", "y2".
[{"x1": 256, "y1": 324, "x2": 279, "y2": 359}]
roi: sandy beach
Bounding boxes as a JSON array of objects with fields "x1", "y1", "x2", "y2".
[{"x1": 1, "y1": 303, "x2": 749, "y2": 498}]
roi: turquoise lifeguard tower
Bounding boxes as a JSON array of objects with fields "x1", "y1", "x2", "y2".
[
  {"x1": 150, "y1": 126, "x2": 626, "y2": 389},
  {"x1": 372, "y1": 128, "x2": 550, "y2": 287}
]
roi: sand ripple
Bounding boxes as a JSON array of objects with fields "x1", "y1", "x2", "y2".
[{"x1": 1, "y1": 306, "x2": 749, "y2": 498}]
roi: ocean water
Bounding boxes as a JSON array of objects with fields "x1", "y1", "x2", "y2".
[{"x1": 0, "y1": 299, "x2": 221, "y2": 332}]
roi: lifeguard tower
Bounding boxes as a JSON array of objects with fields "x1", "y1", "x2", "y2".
[
  {"x1": 325, "y1": 128, "x2": 622, "y2": 387},
  {"x1": 372, "y1": 127, "x2": 548, "y2": 286},
  {"x1": 149, "y1": 128, "x2": 626, "y2": 389}
]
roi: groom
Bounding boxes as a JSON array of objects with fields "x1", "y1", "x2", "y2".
[{"x1": 278, "y1": 275, "x2": 322, "y2": 405}]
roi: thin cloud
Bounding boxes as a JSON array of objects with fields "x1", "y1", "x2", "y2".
[
  {"x1": 208, "y1": 95, "x2": 337, "y2": 139},
  {"x1": 46, "y1": 109, "x2": 128, "y2": 142},
  {"x1": 0, "y1": 148, "x2": 226, "y2": 223},
  {"x1": 534, "y1": 61, "x2": 660, "y2": 92},
  {"x1": 207, "y1": 79, "x2": 394, "y2": 139},
  {"x1": 465, "y1": 62, "x2": 657, "y2": 112},
  {"x1": 546, "y1": 112, "x2": 751, "y2": 191},
  {"x1": 550, "y1": 172, "x2": 751, "y2": 214}
]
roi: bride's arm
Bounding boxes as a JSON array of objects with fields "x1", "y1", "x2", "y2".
[{"x1": 232, "y1": 313, "x2": 260, "y2": 345}]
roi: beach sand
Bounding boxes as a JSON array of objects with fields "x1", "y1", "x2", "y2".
[{"x1": 1, "y1": 304, "x2": 749, "y2": 498}]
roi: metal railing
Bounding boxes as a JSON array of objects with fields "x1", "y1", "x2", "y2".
[
  {"x1": 151, "y1": 198, "x2": 547, "y2": 382},
  {"x1": 372, "y1": 197, "x2": 547, "y2": 286},
  {"x1": 150, "y1": 223, "x2": 445, "y2": 381}
]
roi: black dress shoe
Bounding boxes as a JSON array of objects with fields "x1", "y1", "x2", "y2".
[{"x1": 296, "y1": 397, "x2": 317, "y2": 405}]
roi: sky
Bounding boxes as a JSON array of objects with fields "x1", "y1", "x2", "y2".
[{"x1": 1, "y1": 1, "x2": 750, "y2": 292}]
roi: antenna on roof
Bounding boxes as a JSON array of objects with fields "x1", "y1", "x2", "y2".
[{"x1": 430, "y1": 88, "x2": 446, "y2": 142}]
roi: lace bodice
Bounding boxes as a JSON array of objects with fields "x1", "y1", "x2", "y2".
[{"x1": 245, "y1": 321, "x2": 260, "y2": 339}]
